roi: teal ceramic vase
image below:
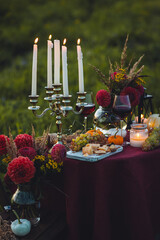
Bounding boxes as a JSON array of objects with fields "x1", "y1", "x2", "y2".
[{"x1": 11, "y1": 183, "x2": 40, "y2": 226}]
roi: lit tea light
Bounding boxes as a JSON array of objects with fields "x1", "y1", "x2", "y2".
[
  {"x1": 135, "y1": 114, "x2": 148, "y2": 124},
  {"x1": 130, "y1": 124, "x2": 148, "y2": 147}
]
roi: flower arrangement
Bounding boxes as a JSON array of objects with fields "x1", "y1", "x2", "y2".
[
  {"x1": 94, "y1": 35, "x2": 146, "y2": 108},
  {"x1": 0, "y1": 128, "x2": 66, "y2": 188}
]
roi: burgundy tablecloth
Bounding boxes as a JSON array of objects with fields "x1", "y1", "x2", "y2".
[{"x1": 64, "y1": 146, "x2": 160, "y2": 240}]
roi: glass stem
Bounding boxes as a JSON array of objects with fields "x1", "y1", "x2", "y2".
[
  {"x1": 84, "y1": 116, "x2": 87, "y2": 132},
  {"x1": 120, "y1": 120, "x2": 123, "y2": 136}
]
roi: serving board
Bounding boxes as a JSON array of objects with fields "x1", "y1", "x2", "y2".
[{"x1": 67, "y1": 145, "x2": 123, "y2": 162}]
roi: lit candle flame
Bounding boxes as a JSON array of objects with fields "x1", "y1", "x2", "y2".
[
  {"x1": 34, "y1": 38, "x2": 38, "y2": 44},
  {"x1": 137, "y1": 133, "x2": 140, "y2": 138},
  {"x1": 77, "y1": 38, "x2": 81, "y2": 45},
  {"x1": 63, "y1": 38, "x2": 67, "y2": 45},
  {"x1": 141, "y1": 114, "x2": 144, "y2": 119},
  {"x1": 49, "y1": 34, "x2": 52, "y2": 40}
]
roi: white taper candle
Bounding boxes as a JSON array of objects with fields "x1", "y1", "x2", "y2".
[
  {"x1": 77, "y1": 39, "x2": 84, "y2": 93},
  {"x1": 31, "y1": 38, "x2": 38, "y2": 96},
  {"x1": 62, "y1": 38, "x2": 69, "y2": 96},
  {"x1": 47, "y1": 35, "x2": 53, "y2": 88},
  {"x1": 54, "y1": 39, "x2": 60, "y2": 85}
]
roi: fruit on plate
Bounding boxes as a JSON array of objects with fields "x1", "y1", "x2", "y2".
[
  {"x1": 142, "y1": 126, "x2": 160, "y2": 151},
  {"x1": 70, "y1": 130, "x2": 107, "y2": 152},
  {"x1": 86, "y1": 129, "x2": 103, "y2": 136},
  {"x1": 108, "y1": 135, "x2": 123, "y2": 145}
]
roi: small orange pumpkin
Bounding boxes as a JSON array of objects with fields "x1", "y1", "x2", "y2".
[
  {"x1": 108, "y1": 135, "x2": 123, "y2": 145},
  {"x1": 86, "y1": 129, "x2": 103, "y2": 136}
]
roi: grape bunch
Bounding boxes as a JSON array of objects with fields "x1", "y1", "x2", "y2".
[
  {"x1": 142, "y1": 127, "x2": 160, "y2": 151},
  {"x1": 70, "y1": 132, "x2": 107, "y2": 152}
]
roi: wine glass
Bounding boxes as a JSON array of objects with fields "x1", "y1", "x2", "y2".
[
  {"x1": 112, "y1": 95, "x2": 131, "y2": 137},
  {"x1": 76, "y1": 92, "x2": 95, "y2": 132}
]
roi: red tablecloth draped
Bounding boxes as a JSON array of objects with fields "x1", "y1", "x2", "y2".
[{"x1": 64, "y1": 146, "x2": 160, "y2": 240}]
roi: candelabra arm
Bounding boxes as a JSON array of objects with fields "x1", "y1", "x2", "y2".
[
  {"x1": 71, "y1": 107, "x2": 84, "y2": 115},
  {"x1": 33, "y1": 107, "x2": 52, "y2": 118}
]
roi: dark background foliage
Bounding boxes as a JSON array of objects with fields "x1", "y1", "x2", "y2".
[{"x1": 0, "y1": 0, "x2": 160, "y2": 136}]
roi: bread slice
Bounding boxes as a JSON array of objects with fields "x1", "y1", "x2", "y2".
[
  {"x1": 82, "y1": 145, "x2": 94, "y2": 155},
  {"x1": 98, "y1": 145, "x2": 110, "y2": 152},
  {"x1": 94, "y1": 150, "x2": 106, "y2": 155},
  {"x1": 109, "y1": 145, "x2": 118, "y2": 152}
]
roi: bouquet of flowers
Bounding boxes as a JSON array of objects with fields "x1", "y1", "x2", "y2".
[
  {"x1": 0, "y1": 128, "x2": 66, "y2": 191},
  {"x1": 94, "y1": 35, "x2": 146, "y2": 108}
]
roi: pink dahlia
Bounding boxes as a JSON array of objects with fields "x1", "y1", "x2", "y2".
[
  {"x1": 96, "y1": 90, "x2": 111, "y2": 108},
  {"x1": 0, "y1": 135, "x2": 9, "y2": 156},
  {"x1": 51, "y1": 144, "x2": 66, "y2": 163},
  {"x1": 121, "y1": 87, "x2": 140, "y2": 107},
  {"x1": 14, "y1": 134, "x2": 33, "y2": 149},
  {"x1": 18, "y1": 147, "x2": 37, "y2": 160}
]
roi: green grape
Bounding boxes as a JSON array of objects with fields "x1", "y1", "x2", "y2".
[{"x1": 142, "y1": 127, "x2": 160, "y2": 151}]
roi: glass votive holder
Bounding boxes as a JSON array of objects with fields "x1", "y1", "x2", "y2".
[{"x1": 130, "y1": 124, "x2": 148, "y2": 147}]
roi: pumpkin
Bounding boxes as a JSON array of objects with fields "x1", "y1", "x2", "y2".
[
  {"x1": 154, "y1": 117, "x2": 160, "y2": 128},
  {"x1": 86, "y1": 129, "x2": 103, "y2": 136},
  {"x1": 147, "y1": 114, "x2": 160, "y2": 129},
  {"x1": 108, "y1": 135, "x2": 123, "y2": 145}
]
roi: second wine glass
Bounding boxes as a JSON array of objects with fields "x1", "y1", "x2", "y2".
[
  {"x1": 112, "y1": 95, "x2": 131, "y2": 136},
  {"x1": 76, "y1": 92, "x2": 95, "y2": 132}
]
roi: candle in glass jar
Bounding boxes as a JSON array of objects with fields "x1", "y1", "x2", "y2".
[
  {"x1": 130, "y1": 124, "x2": 148, "y2": 147},
  {"x1": 62, "y1": 38, "x2": 69, "y2": 96},
  {"x1": 31, "y1": 38, "x2": 38, "y2": 96},
  {"x1": 77, "y1": 39, "x2": 84, "y2": 93},
  {"x1": 47, "y1": 34, "x2": 53, "y2": 88},
  {"x1": 54, "y1": 39, "x2": 60, "y2": 85}
]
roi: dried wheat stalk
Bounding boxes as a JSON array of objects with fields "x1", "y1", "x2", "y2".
[
  {"x1": 31, "y1": 125, "x2": 36, "y2": 149},
  {"x1": 121, "y1": 34, "x2": 129, "y2": 68},
  {"x1": 5, "y1": 129, "x2": 17, "y2": 159},
  {"x1": 129, "y1": 55, "x2": 144, "y2": 79}
]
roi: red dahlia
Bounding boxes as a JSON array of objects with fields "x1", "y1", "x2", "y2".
[
  {"x1": 51, "y1": 144, "x2": 66, "y2": 163},
  {"x1": 135, "y1": 85, "x2": 144, "y2": 96},
  {"x1": 18, "y1": 147, "x2": 37, "y2": 160},
  {"x1": 121, "y1": 87, "x2": 140, "y2": 107},
  {"x1": 7, "y1": 156, "x2": 36, "y2": 184},
  {"x1": 96, "y1": 90, "x2": 111, "y2": 108},
  {"x1": 14, "y1": 134, "x2": 33, "y2": 149},
  {"x1": 0, "y1": 135, "x2": 9, "y2": 156}
]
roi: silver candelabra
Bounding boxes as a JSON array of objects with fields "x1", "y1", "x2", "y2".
[{"x1": 28, "y1": 84, "x2": 87, "y2": 144}]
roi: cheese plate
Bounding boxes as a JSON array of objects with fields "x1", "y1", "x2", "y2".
[{"x1": 67, "y1": 145, "x2": 123, "y2": 162}]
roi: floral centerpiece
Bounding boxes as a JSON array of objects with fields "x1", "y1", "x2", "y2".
[
  {"x1": 93, "y1": 35, "x2": 146, "y2": 129},
  {"x1": 0, "y1": 129, "x2": 66, "y2": 224}
]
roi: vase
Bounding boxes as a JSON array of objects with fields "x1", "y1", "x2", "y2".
[
  {"x1": 93, "y1": 106, "x2": 120, "y2": 130},
  {"x1": 11, "y1": 183, "x2": 40, "y2": 226}
]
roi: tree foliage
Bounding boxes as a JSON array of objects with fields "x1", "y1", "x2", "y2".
[{"x1": 0, "y1": 0, "x2": 160, "y2": 135}]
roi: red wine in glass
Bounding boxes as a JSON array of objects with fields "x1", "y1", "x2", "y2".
[
  {"x1": 76, "y1": 103, "x2": 95, "y2": 117},
  {"x1": 76, "y1": 92, "x2": 95, "y2": 131},
  {"x1": 113, "y1": 105, "x2": 131, "y2": 119},
  {"x1": 113, "y1": 95, "x2": 131, "y2": 137}
]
